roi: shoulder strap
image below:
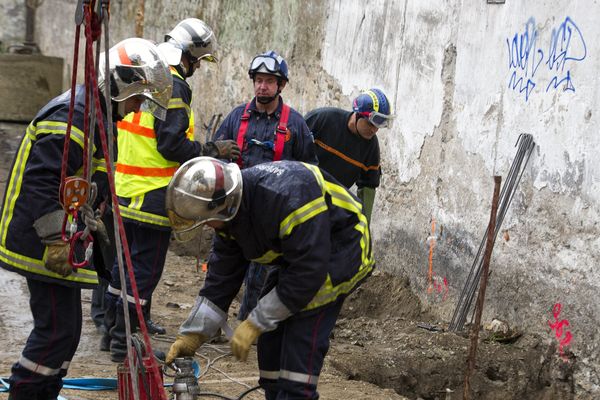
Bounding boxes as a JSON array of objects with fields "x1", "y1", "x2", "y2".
[
  {"x1": 235, "y1": 103, "x2": 252, "y2": 168},
  {"x1": 273, "y1": 104, "x2": 290, "y2": 161}
]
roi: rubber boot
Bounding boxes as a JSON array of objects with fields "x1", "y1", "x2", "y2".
[{"x1": 109, "y1": 308, "x2": 138, "y2": 363}]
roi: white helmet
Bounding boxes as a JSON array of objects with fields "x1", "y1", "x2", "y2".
[
  {"x1": 158, "y1": 18, "x2": 218, "y2": 69},
  {"x1": 99, "y1": 38, "x2": 172, "y2": 120},
  {"x1": 166, "y1": 157, "x2": 242, "y2": 242}
]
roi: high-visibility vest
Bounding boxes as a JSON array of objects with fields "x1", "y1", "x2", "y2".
[{"x1": 115, "y1": 69, "x2": 194, "y2": 198}]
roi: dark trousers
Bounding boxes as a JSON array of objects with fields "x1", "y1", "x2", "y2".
[
  {"x1": 90, "y1": 277, "x2": 109, "y2": 330},
  {"x1": 107, "y1": 221, "x2": 170, "y2": 310},
  {"x1": 8, "y1": 278, "x2": 82, "y2": 399},
  {"x1": 257, "y1": 299, "x2": 344, "y2": 400}
]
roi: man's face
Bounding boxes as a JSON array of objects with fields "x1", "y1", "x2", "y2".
[
  {"x1": 122, "y1": 95, "x2": 145, "y2": 117},
  {"x1": 253, "y1": 73, "x2": 282, "y2": 99},
  {"x1": 355, "y1": 115, "x2": 379, "y2": 140}
]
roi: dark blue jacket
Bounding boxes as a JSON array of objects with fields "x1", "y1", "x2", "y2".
[
  {"x1": 200, "y1": 161, "x2": 374, "y2": 314},
  {"x1": 213, "y1": 98, "x2": 317, "y2": 168},
  {"x1": 0, "y1": 85, "x2": 110, "y2": 288}
]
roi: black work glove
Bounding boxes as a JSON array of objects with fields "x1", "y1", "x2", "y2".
[{"x1": 204, "y1": 140, "x2": 241, "y2": 161}]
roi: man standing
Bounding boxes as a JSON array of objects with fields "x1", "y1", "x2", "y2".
[
  {"x1": 103, "y1": 18, "x2": 240, "y2": 362},
  {"x1": 0, "y1": 38, "x2": 172, "y2": 400},
  {"x1": 305, "y1": 88, "x2": 394, "y2": 222},
  {"x1": 213, "y1": 50, "x2": 317, "y2": 320},
  {"x1": 164, "y1": 157, "x2": 374, "y2": 399}
]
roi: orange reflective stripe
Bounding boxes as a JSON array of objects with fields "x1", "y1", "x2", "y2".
[
  {"x1": 115, "y1": 163, "x2": 178, "y2": 177},
  {"x1": 314, "y1": 139, "x2": 379, "y2": 172},
  {"x1": 117, "y1": 119, "x2": 156, "y2": 138},
  {"x1": 132, "y1": 112, "x2": 142, "y2": 124}
]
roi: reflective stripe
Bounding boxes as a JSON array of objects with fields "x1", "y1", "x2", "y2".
[
  {"x1": 0, "y1": 244, "x2": 99, "y2": 284},
  {"x1": 107, "y1": 285, "x2": 148, "y2": 305},
  {"x1": 117, "y1": 118, "x2": 155, "y2": 138},
  {"x1": 314, "y1": 139, "x2": 379, "y2": 172},
  {"x1": 115, "y1": 163, "x2": 179, "y2": 177},
  {"x1": 168, "y1": 97, "x2": 191, "y2": 117},
  {"x1": 279, "y1": 197, "x2": 327, "y2": 238},
  {"x1": 19, "y1": 356, "x2": 62, "y2": 376},
  {"x1": 258, "y1": 369, "x2": 319, "y2": 386},
  {"x1": 119, "y1": 205, "x2": 170, "y2": 227},
  {"x1": 259, "y1": 369, "x2": 280, "y2": 380},
  {"x1": 253, "y1": 249, "x2": 282, "y2": 264},
  {"x1": 280, "y1": 369, "x2": 319, "y2": 385},
  {"x1": 34, "y1": 120, "x2": 89, "y2": 150},
  {"x1": 301, "y1": 163, "x2": 374, "y2": 311},
  {"x1": 0, "y1": 134, "x2": 31, "y2": 245}
]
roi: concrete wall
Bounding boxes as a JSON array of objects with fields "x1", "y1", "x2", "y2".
[{"x1": 15, "y1": 0, "x2": 600, "y2": 394}]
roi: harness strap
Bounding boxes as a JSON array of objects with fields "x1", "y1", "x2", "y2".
[
  {"x1": 236, "y1": 103, "x2": 291, "y2": 166},
  {"x1": 235, "y1": 103, "x2": 252, "y2": 168},
  {"x1": 273, "y1": 104, "x2": 290, "y2": 161}
]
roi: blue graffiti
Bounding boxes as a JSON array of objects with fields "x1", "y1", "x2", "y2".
[
  {"x1": 545, "y1": 17, "x2": 587, "y2": 93},
  {"x1": 506, "y1": 16, "x2": 586, "y2": 101}
]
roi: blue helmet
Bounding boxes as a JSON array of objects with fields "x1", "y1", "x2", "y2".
[
  {"x1": 248, "y1": 50, "x2": 289, "y2": 81},
  {"x1": 352, "y1": 88, "x2": 394, "y2": 128}
]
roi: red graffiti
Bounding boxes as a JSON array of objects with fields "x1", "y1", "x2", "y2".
[
  {"x1": 425, "y1": 217, "x2": 449, "y2": 301},
  {"x1": 548, "y1": 303, "x2": 573, "y2": 361}
]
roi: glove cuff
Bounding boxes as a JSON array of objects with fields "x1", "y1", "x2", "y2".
[
  {"x1": 34, "y1": 210, "x2": 66, "y2": 243},
  {"x1": 180, "y1": 296, "x2": 229, "y2": 338},
  {"x1": 248, "y1": 288, "x2": 292, "y2": 332},
  {"x1": 201, "y1": 142, "x2": 219, "y2": 158}
]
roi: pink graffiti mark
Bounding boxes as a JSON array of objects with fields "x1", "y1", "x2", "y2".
[
  {"x1": 548, "y1": 303, "x2": 573, "y2": 361},
  {"x1": 431, "y1": 273, "x2": 449, "y2": 301}
]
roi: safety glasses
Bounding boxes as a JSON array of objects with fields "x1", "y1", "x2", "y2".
[
  {"x1": 359, "y1": 111, "x2": 394, "y2": 129},
  {"x1": 249, "y1": 54, "x2": 283, "y2": 74}
]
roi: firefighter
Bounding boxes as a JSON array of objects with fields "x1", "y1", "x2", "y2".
[
  {"x1": 0, "y1": 38, "x2": 172, "y2": 400},
  {"x1": 305, "y1": 88, "x2": 394, "y2": 223},
  {"x1": 102, "y1": 18, "x2": 241, "y2": 362},
  {"x1": 213, "y1": 50, "x2": 317, "y2": 321},
  {"x1": 164, "y1": 157, "x2": 374, "y2": 399}
]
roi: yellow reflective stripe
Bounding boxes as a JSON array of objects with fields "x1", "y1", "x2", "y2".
[
  {"x1": 0, "y1": 135, "x2": 31, "y2": 245},
  {"x1": 168, "y1": 98, "x2": 191, "y2": 116},
  {"x1": 253, "y1": 250, "x2": 282, "y2": 264},
  {"x1": 299, "y1": 163, "x2": 374, "y2": 311},
  {"x1": 0, "y1": 244, "x2": 98, "y2": 284},
  {"x1": 279, "y1": 197, "x2": 327, "y2": 238},
  {"x1": 119, "y1": 205, "x2": 170, "y2": 227},
  {"x1": 34, "y1": 120, "x2": 89, "y2": 151},
  {"x1": 92, "y1": 157, "x2": 107, "y2": 173},
  {"x1": 129, "y1": 194, "x2": 144, "y2": 211}
]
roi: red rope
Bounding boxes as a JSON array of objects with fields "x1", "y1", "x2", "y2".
[{"x1": 82, "y1": 6, "x2": 166, "y2": 398}]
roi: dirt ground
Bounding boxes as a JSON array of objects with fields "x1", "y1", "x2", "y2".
[{"x1": 0, "y1": 122, "x2": 587, "y2": 399}]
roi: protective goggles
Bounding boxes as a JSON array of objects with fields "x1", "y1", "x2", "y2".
[
  {"x1": 358, "y1": 111, "x2": 394, "y2": 129},
  {"x1": 249, "y1": 55, "x2": 284, "y2": 75},
  {"x1": 187, "y1": 53, "x2": 218, "y2": 64}
]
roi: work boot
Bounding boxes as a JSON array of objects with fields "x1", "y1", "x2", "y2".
[
  {"x1": 146, "y1": 319, "x2": 166, "y2": 335},
  {"x1": 110, "y1": 308, "x2": 138, "y2": 363},
  {"x1": 143, "y1": 301, "x2": 166, "y2": 335}
]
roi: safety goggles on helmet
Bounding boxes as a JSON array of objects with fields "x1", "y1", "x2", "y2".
[
  {"x1": 249, "y1": 54, "x2": 288, "y2": 81},
  {"x1": 358, "y1": 111, "x2": 394, "y2": 129}
]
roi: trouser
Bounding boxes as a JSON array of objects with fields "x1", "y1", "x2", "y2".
[
  {"x1": 8, "y1": 278, "x2": 82, "y2": 400},
  {"x1": 90, "y1": 277, "x2": 109, "y2": 330},
  {"x1": 104, "y1": 221, "x2": 170, "y2": 356},
  {"x1": 239, "y1": 262, "x2": 274, "y2": 320},
  {"x1": 257, "y1": 299, "x2": 344, "y2": 400}
]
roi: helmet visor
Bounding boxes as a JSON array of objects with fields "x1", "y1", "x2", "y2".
[
  {"x1": 367, "y1": 111, "x2": 394, "y2": 129},
  {"x1": 141, "y1": 98, "x2": 167, "y2": 120}
]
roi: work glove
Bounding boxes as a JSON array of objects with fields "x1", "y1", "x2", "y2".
[
  {"x1": 45, "y1": 241, "x2": 72, "y2": 277},
  {"x1": 230, "y1": 319, "x2": 262, "y2": 362},
  {"x1": 80, "y1": 204, "x2": 99, "y2": 231},
  {"x1": 166, "y1": 333, "x2": 208, "y2": 365},
  {"x1": 206, "y1": 140, "x2": 241, "y2": 161}
]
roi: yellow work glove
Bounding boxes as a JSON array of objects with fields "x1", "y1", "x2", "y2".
[
  {"x1": 166, "y1": 333, "x2": 208, "y2": 365},
  {"x1": 45, "y1": 241, "x2": 72, "y2": 277},
  {"x1": 231, "y1": 320, "x2": 262, "y2": 362}
]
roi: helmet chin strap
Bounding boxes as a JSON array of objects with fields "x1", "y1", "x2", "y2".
[{"x1": 256, "y1": 86, "x2": 282, "y2": 105}]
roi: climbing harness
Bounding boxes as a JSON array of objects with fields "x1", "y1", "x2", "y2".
[{"x1": 235, "y1": 102, "x2": 291, "y2": 168}]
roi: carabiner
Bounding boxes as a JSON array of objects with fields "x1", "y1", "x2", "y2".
[{"x1": 68, "y1": 229, "x2": 94, "y2": 269}]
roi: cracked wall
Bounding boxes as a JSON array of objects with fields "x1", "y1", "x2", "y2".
[{"x1": 4, "y1": 0, "x2": 599, "y2": 394}]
